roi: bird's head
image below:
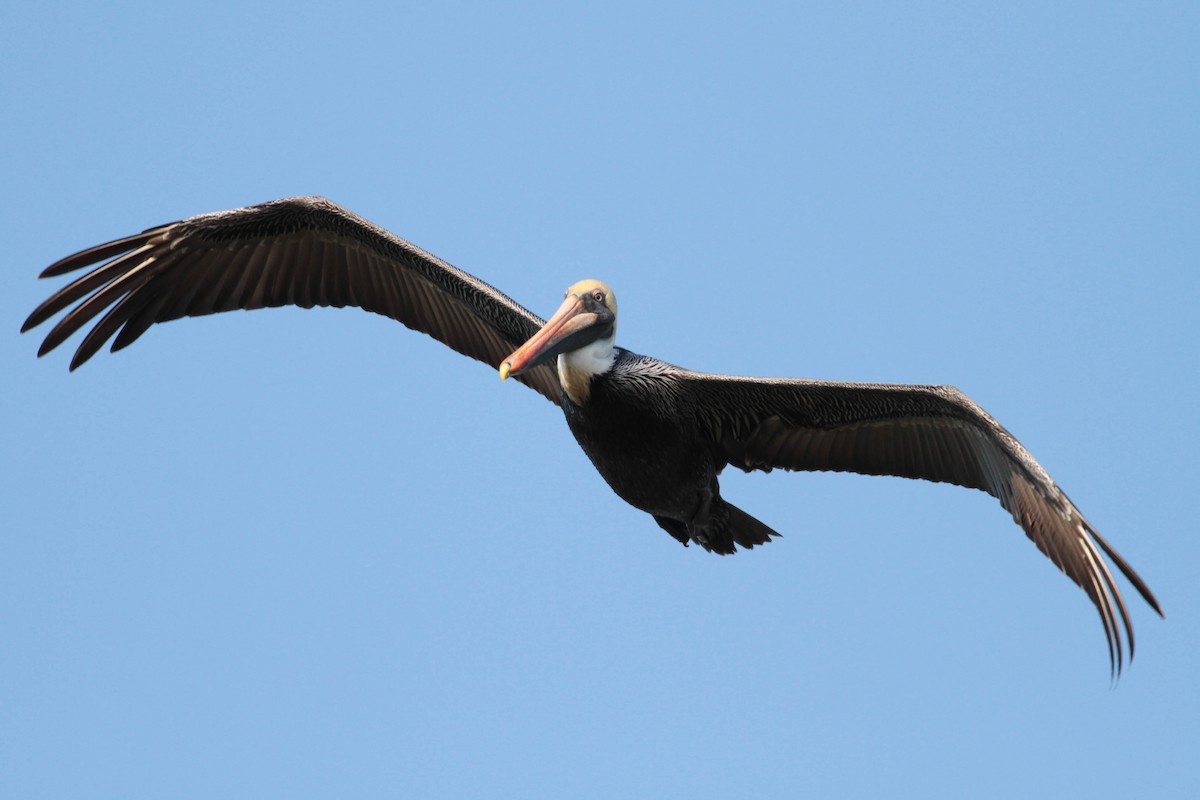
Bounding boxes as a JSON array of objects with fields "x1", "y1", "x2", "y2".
[{"x1": 500, "y1": 279, "x2": 617, "y2": 381}]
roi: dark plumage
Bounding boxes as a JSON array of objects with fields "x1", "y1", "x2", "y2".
[
  {"x1": 23, "y1": 197, "x2": 559, "y2": 400},
  {"x1": 23, "y1": 196, "x2": 1162, "y2": 677}
]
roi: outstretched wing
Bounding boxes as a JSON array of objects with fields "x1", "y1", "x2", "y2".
[
  {"x1": 683, "y1": 371, "x2": 1162, "y2": 676},
  {"x1": 23, "y1": 196, "x2": 561, "y2": 402}
]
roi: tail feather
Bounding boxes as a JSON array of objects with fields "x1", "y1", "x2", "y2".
[
  {"x1": 653, "y1": 501, "x2": 781, "y2": 555},
  {"x1": 723, "y1": 501, "x2": 781, "y2": 552}
]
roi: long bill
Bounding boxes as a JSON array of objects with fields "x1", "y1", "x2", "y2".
[{"x1": 499, "y1": 294, "x2": 604, "y2": 380}]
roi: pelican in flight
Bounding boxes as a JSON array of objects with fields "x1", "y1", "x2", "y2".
[{"x1": 23, "y1": 196, "x2": 1162, "y2": 676}]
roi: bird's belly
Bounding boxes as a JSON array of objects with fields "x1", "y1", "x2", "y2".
[{"x1": 563, "y1": 400, "x2": 710, "y2": 519}]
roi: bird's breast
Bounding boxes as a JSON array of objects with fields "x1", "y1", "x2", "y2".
[{"x1": 561, "y1": 371, "x2": 712, "y2": 518}]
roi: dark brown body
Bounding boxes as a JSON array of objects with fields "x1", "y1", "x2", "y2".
[{"x1": 563, "y1": 349, "x2": 777, "y2": 554}]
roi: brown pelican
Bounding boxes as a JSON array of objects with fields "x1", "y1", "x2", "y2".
[{"x1": 23, "y1": 196, "x2": 1161, "y2": 676}]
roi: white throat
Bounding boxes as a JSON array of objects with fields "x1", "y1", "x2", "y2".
[{"x1": 556, "y1": 333, "x2": 616, "y2": 405}]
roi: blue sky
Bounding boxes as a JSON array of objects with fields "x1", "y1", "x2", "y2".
[{"x1": 3, "y1": 2, "x2": 1197, "y2": 797}]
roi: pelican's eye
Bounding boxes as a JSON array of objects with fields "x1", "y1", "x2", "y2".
[{"x1": 592, "y1": 290, "x2": 605, "y2": 304}]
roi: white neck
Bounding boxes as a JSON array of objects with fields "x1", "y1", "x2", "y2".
[{"x1": 556, "y1": 334, "x2": 616, "y2": 405}]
